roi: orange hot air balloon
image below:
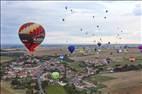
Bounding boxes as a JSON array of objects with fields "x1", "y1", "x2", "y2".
[{"x1": 18, "y1": 22, "x2": 45, "y2": 53}]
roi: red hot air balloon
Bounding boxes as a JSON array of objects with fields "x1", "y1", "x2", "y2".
[{"x1": 18, "y1": 22, "x2": 45, "y2": 53}]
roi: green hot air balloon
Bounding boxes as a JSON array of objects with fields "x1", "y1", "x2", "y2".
[{"x1": 51, "y1": 72, "x2": 60, "y2": 80}]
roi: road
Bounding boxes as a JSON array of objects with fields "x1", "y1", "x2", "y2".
[
  {"x1": 37, "y1": 74, "x2": 45, "y2": 94},
  {"x1": 37, "y1": 63, "x2": 47, "y2": 94}
]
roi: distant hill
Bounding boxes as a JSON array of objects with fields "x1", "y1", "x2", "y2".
[{"x1": 1, "y1": 44, "x2": 140, "y2": 49}]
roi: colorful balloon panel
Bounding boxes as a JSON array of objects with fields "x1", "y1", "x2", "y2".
[{"x1": 18, "y1": 22, "x2": 45, "y2": 53}]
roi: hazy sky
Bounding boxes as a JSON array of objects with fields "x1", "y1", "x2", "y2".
[{"x1": 1, "y1": 1, "x2": 142, "y2": 45}]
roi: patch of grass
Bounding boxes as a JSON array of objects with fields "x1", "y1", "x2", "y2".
[
  {"x1": 96, "y1": 84, "x2": 106, "y2": 89},
  {"x1": 134, "y1": 60, "x2": 142, "y2": 64},
  {"x1": 45, "y1": 85, "x2": 68, "y2": 94},
  {"x1": 86, "y1": 74, "x2": 116, "y2": 83}
]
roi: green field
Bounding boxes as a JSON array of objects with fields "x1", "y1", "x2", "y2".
[
  {"x1": 86, "y1": 74, "x2": 116, "y2": 84},
  {"x1": 45, "y1": 85, "x2": 68, "y2": 94}
]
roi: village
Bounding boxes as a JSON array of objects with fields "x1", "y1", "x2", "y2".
[{"x1": 1, "y1": 46, "x2": 142, "y2": 94}]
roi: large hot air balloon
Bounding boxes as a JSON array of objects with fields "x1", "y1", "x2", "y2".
[
  {"x1": 18, "y1": 22, "x2": 45, "y2": 53},
  {"x1": 68, "y1": 45, "x2": 75, "y2": 53},
  {"x1": 105, "y1": 10, "x2": 108, "y2": 13},
  {"x1": 51, "y1": 72, "x2": 60, "y2": 80}
]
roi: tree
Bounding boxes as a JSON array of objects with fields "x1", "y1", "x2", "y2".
[
  {"x1": 11, "y1": 76, "x2": 21, "y2": 88},
  {"x1": 42, "y1": 80, "x2": 49, "y2": 89}
]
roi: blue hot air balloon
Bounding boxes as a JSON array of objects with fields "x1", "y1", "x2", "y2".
[{"x1": 68, "y1": 45, "x2": 75, "y2": 53}]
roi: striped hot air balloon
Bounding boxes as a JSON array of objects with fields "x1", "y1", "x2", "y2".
[{"x1": 18, "y1": 22, "x2": 45, "y2": 53}]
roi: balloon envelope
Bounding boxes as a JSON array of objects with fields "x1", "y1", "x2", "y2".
[
  {"x1": 51, "y1": 72, "x2": 60, "y2": 80},
  {"x1": 18, "y1": 22, "x2": 45, "y2": 53},
  {"x1": 108, "y1": 42, "x2": 111, "y2": 44},
  {"x1": 97, "y1": 42, "x2": 102, "y2": 47},
  {"x1": 138, "y1": 45, "x2": 142, "y2": 53},
  {"x1": 104, "y1": 16, "x2": 107, "y2": 19},
  {"x1": 62, "y1": 18, "x2": 65, "y2": 21},
  {"x1": 138, "y1": 45, "x2": 142, "y2": 50},
  {"x1": 68, "y1": 45, "x2": 75, "y2": 53},
  {"x1": 65, "y1": 6, "x2": 68, "y2": 10}
]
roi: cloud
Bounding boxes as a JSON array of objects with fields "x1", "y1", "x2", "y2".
[{"x1": 1, "y1": 1, "x2": 142, "y2": 45}]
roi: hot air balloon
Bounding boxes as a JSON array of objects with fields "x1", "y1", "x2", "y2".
[
  {"x1": 68, "y1": 45, "x2": 75, "y2": 53},
  {"x1": 108, "y1": 42, "x2": 111, "y2": 44},
  {"x1": 70, "y1": 9, "x2": 73, "y2": 13},
  {"x1": 138, "y1": 45, "x2": 142, "y2": 52},
  {"x1": 97, "y1": 42, "x2": 102, "y2": 47},
  {"x1": 51, "y1": 72, "x2": 60, "y2": 80},
  {"x1": 104, "y1": 16, "x2": 107, "y2": 19},
  {"x1": 18, "y1": 22, "x2": 45, "y2": 53},
  {"x1": 138, "y1": 45, "x2": 142, "y2": 49},
  {"x1": 65, "y1": 6, "x2": 68, "y2": 10},
  {"x1": 62, "y1": 18, "x2": 65, "y2": 22},
  {"x1": 93, "y1": 16, "x2": 95, "y2": 19},
  {"x1": 80, "y1": 28, "x2": 83, "y2": 31},
  {"x1": 97, "y1": 25, "x2": 99, "y2": 28},
  {"x1": 106, "y1": 10, "x2": 108, "y2": 13}
]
